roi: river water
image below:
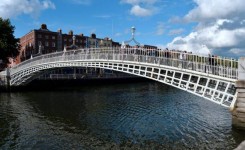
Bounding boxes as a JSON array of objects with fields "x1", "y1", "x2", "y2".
[{"x1": 0, "y1": 80, "x2": 245, "y2": 149}]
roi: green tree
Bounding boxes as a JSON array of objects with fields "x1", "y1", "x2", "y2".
[{"x1": 0, "y1": 17, "x2": 20, "y2": 65}]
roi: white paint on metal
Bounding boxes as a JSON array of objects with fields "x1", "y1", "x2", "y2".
[{"x1": 1, "y1": 47, "x2": 239, "y2": 108}]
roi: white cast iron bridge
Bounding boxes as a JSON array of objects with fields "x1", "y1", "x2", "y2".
[{"x1": 0, "y1": 47, "x2": 239, "y2": 108}]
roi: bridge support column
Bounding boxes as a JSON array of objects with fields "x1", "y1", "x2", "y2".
[{"x1": 232, "y1": 57, "x2": 245, "y2": 130}]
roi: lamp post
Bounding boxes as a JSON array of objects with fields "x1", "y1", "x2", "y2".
[
  {"x1": 131, "y1": 26, "x2": 136, "y2": 38},
  {"x1": 122, "y1": 26, "x2": 140, "y2": 46}
]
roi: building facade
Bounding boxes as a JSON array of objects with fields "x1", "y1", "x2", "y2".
[
  {"x1": 19, "y1": 24, "x2": 160, "y2": 65},
  {"x1": 18, "y1": 24, "x2": 120, "y2": 64},
  {"x1": 19, "y1": 24, "x2": 60, "y2": 63},
  {"x1": 62, "y1": 30, "x2": 86, "y2": 49}
]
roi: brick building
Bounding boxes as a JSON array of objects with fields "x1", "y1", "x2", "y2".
[
  {"x1": 62, "y1": 30, "x2": 86, "y2": 49},
  {"x1": 18, "y1": 24, "x2": 120, "y2": 63},
  {"x1": 19, "y1": 24, "x2": 59, "y2": 62}
]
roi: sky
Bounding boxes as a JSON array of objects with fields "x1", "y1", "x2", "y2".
[{"x1": 0, "y1": 0, "x2": 245, "y2": 58}]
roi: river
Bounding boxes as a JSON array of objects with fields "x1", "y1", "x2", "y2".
[{"x1": 0, "y1": 80, "x2": 245, "y2": 149}]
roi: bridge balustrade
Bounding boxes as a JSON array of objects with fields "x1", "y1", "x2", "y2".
[{"x1": 10, "y1": 47, "x2": 238, "y2": 80}]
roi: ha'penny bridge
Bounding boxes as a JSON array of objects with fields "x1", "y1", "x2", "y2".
[{"x1": 0, "y1": 47, "x2": 245, "y2": 130}]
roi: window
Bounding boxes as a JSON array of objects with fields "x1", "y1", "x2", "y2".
[
  {"x1": 45, "y1": 35, "x2": 49, "y2": 39},
  {"x1": 38, "y1": 41, "x2": 42, "y2": 46},
  {"x1": 38, "y1": 34, "x2": 42, "y2": 38},
  {"x1": 45, "y1": 41, "x2": 49, "y2": 46},
  {"x1": 52, "y1": 36, "x2": 55, "y2": 40},
  {"x1": 52, "y1": 42, "x2": 56, "y2": 47},
  {"x1": 64, "y1": 38, "x2": 67, "y2": 41}
]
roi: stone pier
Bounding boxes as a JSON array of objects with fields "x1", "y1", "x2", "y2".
[
  {"x1": 232, "y1": 57, "x2": 245, "y2": 130},
  {"x1": 0, "y1": 68, "x2": 10, "y2": 91}
]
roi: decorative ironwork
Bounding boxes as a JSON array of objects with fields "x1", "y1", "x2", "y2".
[
  {"x1": 0, "y1": 47, "x2": 239, "y2": 108},
  {"x1": 122, "y1": 27, "x2": 140, "y2": 48}
]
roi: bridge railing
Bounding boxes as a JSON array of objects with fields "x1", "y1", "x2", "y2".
[{"x1": 10, "y1": 47, "x2": 238, "y2": 80}]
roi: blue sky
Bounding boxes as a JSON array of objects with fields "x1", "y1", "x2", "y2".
[{"x1": 1, "y1": 0, "x2": 245, "y2": 57}]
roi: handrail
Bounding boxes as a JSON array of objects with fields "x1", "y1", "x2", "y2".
[{"x1": 9, "y1": 47, "x2": 238, "y2": 80}]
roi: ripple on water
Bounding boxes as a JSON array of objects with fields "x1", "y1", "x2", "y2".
[{"x1": 0, "y1": 82, "x2": 245, "y2": 149}]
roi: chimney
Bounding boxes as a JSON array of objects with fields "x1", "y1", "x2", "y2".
[
  {"x1": 41, "y1": 24, "x2": 47, "y2": 30},
  {"x1": 91, "y1": 33, "x2": 96, "y2": 39},
  {"x1": 58, "y1": 29, "x2": 62, "y2": 34},
  {"x1": 69, "y1": 30, "x2": 73, "y2": 36}
]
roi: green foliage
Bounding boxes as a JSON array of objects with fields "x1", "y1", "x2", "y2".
[{"x1": 0, "y1": 17, "x2": 20, "y2": 64}]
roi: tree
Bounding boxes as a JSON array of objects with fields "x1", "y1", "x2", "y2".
[{"x1": 0, "y1": 17, "x2": 20, "y2": 66}]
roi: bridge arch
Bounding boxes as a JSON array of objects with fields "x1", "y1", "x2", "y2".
[{"x1": 1, "y1": 47, "x2": 238, "y2": 108}]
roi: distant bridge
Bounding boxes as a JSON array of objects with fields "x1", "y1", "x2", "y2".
[{"x1": 0, "y1": 48, "x2": 240, "y2": 109}]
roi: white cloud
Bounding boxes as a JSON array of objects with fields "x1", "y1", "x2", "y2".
[
  {"x1": 121, "y1": 0, "x2": 140, "y2": 5},
  {"x1": 42, "y1": 0, "x2": 55, "y2": 9},
  {"x1": 115, "y1": 33, "x2": 122, "y2": 37},
  {"x1": 120, "y1": 0, "x2": 159, "y2": 17},
  {"x1": 0, "y1": 0, "x2": 55, "y2": 19},
  {"x1": 71, "y1": 0, "x2": 91, "y2": 5},
  {"x1": 168, "y1": 19, "x2": 245, "y2": 55},
  {"x1": 156, "y1": 44, "x2": 166, "y2": 49},
  {"x1": 168, "y1": 16, "x2": 182, "y2": 23},
  {"x1": 229, "y1": 48, "x2": 245, "y2": 54},
  {"x1": 156, "y1": 22, "x2": 164, "y2": 35},
  {"x1": 130, "y1": 5, "x2": 153, "y2": 17},
  {"x1": 167, "y1": 32, "x2": 211, "y2": 55},
  {"x1": 121, "y1": 0, "x2": 158, "y2": 5},
  {"x1": 167, "y1": 0, "x2": 245, "y2": 57},
  {"x1": 168, "y1": 28, "x2": 184, "y2": 36},
  {"x1": 94, "y1": 15, "x2": 111, "y2": 19},
  {"x1": 185, "y1": 0, "x2": 245, "y2": 22}
]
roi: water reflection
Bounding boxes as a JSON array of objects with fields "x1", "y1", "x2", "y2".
[{"x1": 0, "y1": 82, "x2": 245, "y2": 149}]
